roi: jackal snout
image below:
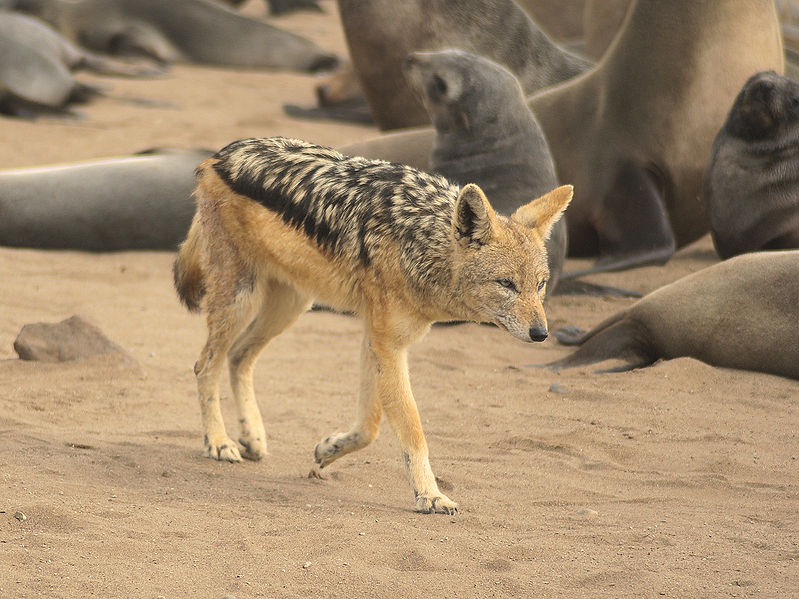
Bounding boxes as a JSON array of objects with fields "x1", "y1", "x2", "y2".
[{"x1": 529, "y1": 324, "x2": 548, "y2": 342}]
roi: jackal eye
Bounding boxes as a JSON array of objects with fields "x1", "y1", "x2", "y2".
[
  {"x1": 538, "y1": 279, "x2": 548, "y2": 293},
  {"x1": 497, "y1": 278, "x2": 519, "y2": 293}
]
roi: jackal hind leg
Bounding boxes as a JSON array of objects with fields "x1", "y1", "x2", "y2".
[
  {"x1": 195, "y1": 287, "x2": 256, "y2": 463},
  {"x1": 229, "y1": 280, "x2": 312, "y2": 461},
  {"x1": 312, "y1": 331, "x2": 383, "y2": 474},
  {"x1": 361, "y1": 323, "x2": 457, "y2": 514}
]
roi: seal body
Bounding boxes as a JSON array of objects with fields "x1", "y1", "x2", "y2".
[
  {"x1": 704, "y1": 71, "x2": 799, "y2": 259},
  {"x1": 546, "y1": 251, "x2": 799, "y2": 380},
  {"x1": 0, "y1": 149, "x2": 212, "y2": 251},
  {"x1": 403, "y1": 49, "x2": 567, "y2": 292}
]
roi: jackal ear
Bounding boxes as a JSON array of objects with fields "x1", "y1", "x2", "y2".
[
  {"x1": 512, "y1": 185, "x2": 573, "y2": 240},
  {"x1": 453, "y1": 183, "x2": 496, "y2": 245}
]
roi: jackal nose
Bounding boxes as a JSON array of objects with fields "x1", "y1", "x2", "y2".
[{"x1": 529, "y1": 325, "x2": 548, "y2": 342}]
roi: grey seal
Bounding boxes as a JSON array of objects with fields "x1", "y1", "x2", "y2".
[
  {"x1": 402, "y1": 49, "x2": 567, "y2": 293},
  {"x1": 0, "y1": 11, "x2": 154, "y2": 116}
]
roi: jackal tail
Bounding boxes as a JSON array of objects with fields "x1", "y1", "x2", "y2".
[{"x1": 173, "y1": 215, "x2": 205, "y2": 312}]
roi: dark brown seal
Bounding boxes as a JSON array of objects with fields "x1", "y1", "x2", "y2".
[{"x1": 704, "y1": 71, "x2": 799, "y2": 259}]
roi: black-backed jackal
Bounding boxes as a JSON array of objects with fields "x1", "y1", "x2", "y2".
[{"x1": 174, "y1": 137, "x2": 571, "y2": 513}]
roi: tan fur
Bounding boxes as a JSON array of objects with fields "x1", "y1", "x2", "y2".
[{"x1": 174, "y1": 155, "x2": 571, "y2": 514}]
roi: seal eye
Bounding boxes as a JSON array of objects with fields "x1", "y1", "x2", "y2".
[{"x1": 497, "y1": 278, "x2": 519, "y2": 293}]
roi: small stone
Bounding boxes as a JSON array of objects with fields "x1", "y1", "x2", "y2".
[
  {"x1": 577, "y1": 508, "x2": 598, "y2": 516},
  {"x1": 13, "y1": 511, "x2": 27, "y2": 522},
  {"x1": 302, "y1": 561, "x2": 312, "y2": 569},
  {"x1": 358, "y1": 532, "x2": 366, "y2": 536},
  {"x1": 223, "y1": 595, "x2": 237, "y2": 599},
  {"x1": 549, "y1": 382, "x2": 568, "y2": 394}
]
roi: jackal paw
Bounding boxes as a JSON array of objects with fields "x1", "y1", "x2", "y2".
[
  {"x1": 414, "y1": 492, "x2": 458, "y2": 515},
  {"x1": 314, "y1": 431, "x2": 348, "y2": 467},
  {"x1": 203, "y1": 436, "x2": 242, "y2": 462},
  {"x1": 238, "y1": 435, "x2": 266, "y2": 461}
]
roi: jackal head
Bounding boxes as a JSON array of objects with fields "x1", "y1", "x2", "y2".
[{"x1": 450, "y1": 184, "x2": 573, "y2": 342}]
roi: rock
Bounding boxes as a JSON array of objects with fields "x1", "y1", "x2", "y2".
[
  {"x1": 13, "y1": 314, "x2": 137, "y2": 366},
  {"x1": 13, "y1": 511, "x2": 27, "y2": 521}
]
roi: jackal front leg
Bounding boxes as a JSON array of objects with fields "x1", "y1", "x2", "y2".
[
  {"x1": 370, "y1": 328, "x2": 457, "y2": 515},
  {"x1": 312, "y1": 332, "x2": 383, "y2": 473}
]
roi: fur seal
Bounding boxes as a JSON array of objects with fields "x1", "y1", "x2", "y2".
[
  {"x1": 336, "y1": 0, "x2": 591, "y2": 130},
  {"x1": 402, "y1": 49, "x2": 567, "y2": 293},
  {"x1": 529, "y1": 0, "x2": 784, "y2": 274},
  {"x1": 0, "y1": 11, "x2": 153, "y2": 116},
  {"x1": 0, "y1": 148, "x2": 212, "y2": 251},
  {"x1": 8, "y1": 0, "x2": 337, "y2": 72},
  {"x1": 704, "y1": 71, "x2": 799, "y2": 259},
  {"x1": 543, "y1": 251, "x2": 799, "y2": 380}
]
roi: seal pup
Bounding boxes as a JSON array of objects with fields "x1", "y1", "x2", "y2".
[
  {"x1": 0, "y1": 148, "x2": 212, "y2": 251},
  {"x1": 704, "y1": 71, "x2": 799, "y2": 259},
  {"x1": 337, "y1": 0, "x2": 591, "y2": 130},
  {"x1": 9, "y1": 0, "x2": 337, "y2": 72},
  {"x1": 542, "y1": 251, "x2": 799, "y2": 380},
  {"x1": 402, "y1": 49, "x2": 567, "y2": 293}
]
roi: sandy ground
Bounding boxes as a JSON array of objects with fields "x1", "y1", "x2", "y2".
[{"x1": 1, "y1": 3, "x2": 798, "y2": 598}]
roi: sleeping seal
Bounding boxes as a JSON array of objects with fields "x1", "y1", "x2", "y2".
[
  {"x1": 544, "y1": 251, "x2": 799, "y2": 380},
  {"x1": 402, "y1": 49, "x2": 567, "y2": 293},
  {"x1": 337, "y1": 0, "x2": 591, "y2": 130},
  {"x1": 0, "y1": 12, "x2": 153, "y2": 116},
  {"x1": 9, "y1": 0, "x2": 337, "y2": 72},
  {"x1": 704, "y1": 70, "x2": 799, "y2": 259},
  {"x1": 0, "y1": 148, "x2": 212, "y2": 251}
]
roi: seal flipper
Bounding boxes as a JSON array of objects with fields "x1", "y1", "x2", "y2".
[
  {"x1": 543, "y1": 316, "x2": 657, "y2": 373},
  {"x1": 564, "y1": 163, "x2": 676, "y2": 278}
]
